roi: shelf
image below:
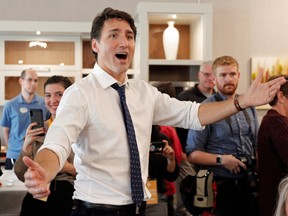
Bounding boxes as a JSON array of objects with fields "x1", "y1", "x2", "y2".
[
  {"x1": 135, "y1": 2, "x2": 212, "y2": 82},
  {"x1": 0, "y1": 35, "x2": 82, "y2": 71},
  {"x1": 5, "y1": 41, "x2": 75, "y2": 65},
  {"x1": 0, "y1": 70, "x2": 81, "y2": 105},
  {"x1": 0, "y1": 22, "x2": 92, "y2": 105},
  {"x1": 149, "y1": 23, "x2": 190, "y2": 60},
  {"x1": 82, "y1": 40, "x2": 95, "y2": 69},
  {"x1": 149, "y1": 59, "x2": 202, "y2": 66},
  {"x1": 149, "y1": 65, "x2": 199, "y2": 82},
  {"x1": 4, "y1": 76, "x2": 76, "y2": 101}
]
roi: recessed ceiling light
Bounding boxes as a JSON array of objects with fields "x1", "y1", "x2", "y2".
[
  {"x1": 172, "y1": 14, "x2": 177, "y2": 19},
  {"x1": 36, "y1": 31, "x2": 41, "y2": 35}
]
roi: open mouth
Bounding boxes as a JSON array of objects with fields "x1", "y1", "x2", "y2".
[{"x1": 115, "y1": 52, "x2": 128, "y2": 60}]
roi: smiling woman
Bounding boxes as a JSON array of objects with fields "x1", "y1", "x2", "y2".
[{"x1": 43, "y1": 76, "x2": 73, "y2": 119}]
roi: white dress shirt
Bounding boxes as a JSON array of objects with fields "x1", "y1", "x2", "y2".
[{"x1": 40, "y1": 63, "x2": 202, "y2": 205}]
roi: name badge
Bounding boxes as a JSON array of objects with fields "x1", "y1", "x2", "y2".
[
  {"x1": 20, "y1": 107, "x2": 28, "y2": 113},
  {"x1": 146, "y1": 179, "x2": 158, "y2": 205}
]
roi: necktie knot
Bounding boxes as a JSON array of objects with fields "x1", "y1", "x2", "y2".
[
  {"x1": 112, "y1": 83, "x2": 126, "y2": 100},
  {"x1": 111, "y1": 83, "x2": 121, "y2": 90}
]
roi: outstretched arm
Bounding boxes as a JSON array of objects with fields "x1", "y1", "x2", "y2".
[{"x1": 198, "y1": 70, "x2": 285, "y2": 126}]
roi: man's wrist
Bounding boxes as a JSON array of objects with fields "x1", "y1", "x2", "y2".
[
  {"x1": 234, "y1": 96, "x2": 244, "y2": 112},
  {"x1": 216, "y1": 154, "x2": 222, "y2": 166}
]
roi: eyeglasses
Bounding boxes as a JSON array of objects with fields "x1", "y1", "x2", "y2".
[
  {"x1": 22, "y1": 78, "x2": 38, "y2": 83},
  {"x1": 200, "y1": 71, "x2": 214, "y2": 78}
]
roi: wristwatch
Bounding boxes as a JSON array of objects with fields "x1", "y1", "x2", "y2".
[{"x1": 216, "y1": 155, "x2": 222, "y2": 165}]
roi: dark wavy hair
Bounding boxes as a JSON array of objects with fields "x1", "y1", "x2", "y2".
[
  {"x1": 90, "y1": 7, "x2": 137, "y2": 60},
  {"x1": 268, "y1": 74, "x2": 288, "y2": 106},
  {"x1": 44, "y1": 75, "x2": 72, "y2": 91}
]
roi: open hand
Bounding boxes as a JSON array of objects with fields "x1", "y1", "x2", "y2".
[
  {"x1": 241, "y1": 69, "x2": 286, "y2": 108},
  {"x1": 23, "y1": 156, "x2": 50, "y2": 199}
]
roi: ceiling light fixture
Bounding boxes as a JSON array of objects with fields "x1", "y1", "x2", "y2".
[{"x1": 29, "y1": 41, "x2": 47, "y2": 48}]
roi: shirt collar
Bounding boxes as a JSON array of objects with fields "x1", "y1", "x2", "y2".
[
  {"x1": 92, "y1": 63, "x2": 130, "y2": 89},
  {"x1": 216, "y1": 92, "x2": 227, "y2": 100},
  {"x1": 17, "y1": 94, "x2": 39, "y2": 104}
]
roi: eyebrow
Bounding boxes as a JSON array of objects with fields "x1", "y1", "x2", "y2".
[
  {"x1": 218, "y1": 71, "x2": 237, "y2": 74},
  {"x1": 44, "y1": 91, "x2": 64, "y2": 94},
  {"x1": 25, "y1": 77, "x2": 38, "y2": 80},
  {"x1": 109, "y1": 28, "x2": 134, "y2": 35},
  {"x1": 109, "y1": 28, "x2": 120, "y2": 33}
]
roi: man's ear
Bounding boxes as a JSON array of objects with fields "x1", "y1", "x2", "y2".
[
  {"x1": 277, "y1": 91, "x2": 284, "y2": 103},
  {"x1": 197, "y1": 71, "x2": 201, "y2": 80},
  {"x1": 91, "y1": 38, "x2": 99, "y2": 53},
  {"x1": 19, "y1": 77, "x2": 23, "y2": 85}
]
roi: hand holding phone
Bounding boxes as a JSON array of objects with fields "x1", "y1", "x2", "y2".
[
  {"x1": 150, "y1": 141, "x2": 165, "y2": 153},
  {"x1": 29, "y1": 109, "x2": 45, "y2": 136}
]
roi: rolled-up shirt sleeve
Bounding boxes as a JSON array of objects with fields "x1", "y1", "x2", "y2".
[
  {"x1": 152, "y1": 91, "x2": 204, "y2": 131},
  {"x1": 38, "y1": 86, "x2": 87, "y2": 171}
]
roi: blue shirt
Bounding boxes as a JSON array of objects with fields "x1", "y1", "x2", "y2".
[
  {"x1": 186, "y1": 93, "x2": 259, "y2": 178},
  {"x1": 1, "y1": 94, "x2": 49, "y2": 159}
]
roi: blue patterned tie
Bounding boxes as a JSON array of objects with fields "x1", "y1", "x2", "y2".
[{"x1": 112, "y1": 83, "x2": 144, "y2": 206}]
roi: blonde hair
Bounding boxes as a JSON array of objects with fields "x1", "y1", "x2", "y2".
[
  {"x1": 274, "y1": 176, "x2": 288, "y2": 216},
  {"x1": 212, "y1": 55, "x2": 239, "y2": 73}
]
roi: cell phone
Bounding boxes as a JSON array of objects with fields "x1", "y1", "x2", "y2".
[
  {"x1": 29, "y1": 109, "x2": 45, "y2": 136},
  {"x1": 150, "y1": 141, "x2": 165, "y2": 153}
]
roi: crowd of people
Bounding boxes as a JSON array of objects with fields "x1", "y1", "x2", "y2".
[{"x1": 1, "y1": 7, "x2": 288, "y2": 216}]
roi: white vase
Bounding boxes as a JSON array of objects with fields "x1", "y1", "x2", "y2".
[{"x1": 162, "y1": 21, "x2": 179, "y2": 60}]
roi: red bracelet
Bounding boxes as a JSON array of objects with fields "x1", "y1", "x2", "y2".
[{"x1": 234, "y1": 97, "x2": 244, "y2": 111}]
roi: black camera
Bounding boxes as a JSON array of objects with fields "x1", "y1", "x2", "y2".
[
  {"x1": 150, "y1": 141, "x2": 165, "y2": 153},
  {"x1": 236, "y1": 155, "x2": 259, "y2": 197}
]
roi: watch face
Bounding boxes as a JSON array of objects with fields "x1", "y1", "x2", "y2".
[{"x1": 217, "y1": 155, "x2": 222, "y2": 164}]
